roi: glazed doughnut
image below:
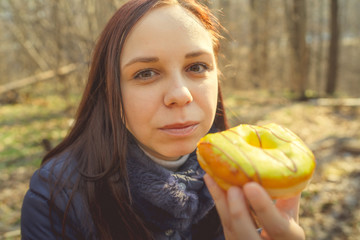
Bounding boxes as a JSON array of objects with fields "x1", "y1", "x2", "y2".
[{"x1": 197, "y1": 123, "x2": 316, "y2": 199}]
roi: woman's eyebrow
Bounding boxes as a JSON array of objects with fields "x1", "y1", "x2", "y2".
[
  {"x1": 123, "y1": 57, "x2": 159, "y2": 68},
  {"x1": 185, "y1": 51, "x2": 212, "y2": 59},
  {"x1": 123, "y1": 51, "x2": 212, "y2": 68}
]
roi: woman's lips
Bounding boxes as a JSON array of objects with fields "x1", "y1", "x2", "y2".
[{"x1": 159, "y1": 122, "x2": 199, "y2": 136}]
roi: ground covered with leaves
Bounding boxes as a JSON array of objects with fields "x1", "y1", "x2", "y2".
[
  {"x1": 226, "y1": 90, "x2": 360, "y2": 240},
  {"x1": 1, "y1": 90, "x2": 359, "y2": 239}
]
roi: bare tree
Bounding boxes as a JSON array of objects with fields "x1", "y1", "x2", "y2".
[
  {"x1": 0, "y1": 0, "x2": 358, "y2": 99},
  {"x1": 249, "y1": 0, "x2": 260, "y2": 88},
  {"x1": 248, "y1": 0, "x2": 269, "y2": 89},
  {"x1": 0, "y1": 0, "x2": 127, "y2": 96},
  {"x1": 315, "y1": 0, "x2": 326, "y2": 95},
  {"x1": 284, "y1": 0, "x2": 309, "y2": 99},
  {"x1": 326, "y1": 0, "x2": 340, "y2": 95}
]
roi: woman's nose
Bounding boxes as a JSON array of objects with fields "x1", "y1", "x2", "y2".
[{"x1": 164, "y1": 78, "x2": 193, "y2": 107}]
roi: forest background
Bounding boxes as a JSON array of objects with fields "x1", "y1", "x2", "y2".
[{"x1": 0, "y1": 0, "x2": 359, "y2": 239}]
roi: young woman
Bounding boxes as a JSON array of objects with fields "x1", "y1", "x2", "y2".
[{"x1": 21, "y1": 0, "x2": 305, "y2": 239}]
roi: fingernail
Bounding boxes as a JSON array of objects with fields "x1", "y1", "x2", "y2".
[{"x1": 243, "y1": 182, "x2": 263, "y2": 199}]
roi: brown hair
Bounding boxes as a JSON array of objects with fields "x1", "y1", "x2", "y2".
[{"x1": 43, "y1": 0, "x2": 228, "y2": 239}]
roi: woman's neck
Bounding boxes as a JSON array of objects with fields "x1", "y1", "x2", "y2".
[{"x1": 139, "y1": 146, "x2": 189, "y2": 171}]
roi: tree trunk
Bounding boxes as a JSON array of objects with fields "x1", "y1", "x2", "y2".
[
  {"x1": 260, "y1": 0, "x2": 269, "y2": 88},
  {"x1": 326, "y1": 0, "x2": 340, "y2": 95},
  {"x1": 284, "y1": 0, "x2": 309, "y2": 99},
  {"x1": 315, "y1": 0, "x2": 325, "y2": 95},
  {"x1": 249, "y1": 0, "x2": 260, "y2": 88},
  {"x1": 248, "y1": 0, "x2": 269, "y2": 89}
]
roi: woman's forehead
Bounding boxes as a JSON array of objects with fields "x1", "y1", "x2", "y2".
[
  {"x1": 120, "y1": 5, "x2": 213, "y2": 64},
  {"x1": 136, "y1": 5, "x2": 208, "y2": 37}
]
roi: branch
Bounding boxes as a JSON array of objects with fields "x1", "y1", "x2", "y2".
[
  {"x1": 4, "y1": 23, "x2": 50, "y2": 71},
  {"x1": 0, "y1": 64, "x2": 78, "y2": 94},
  {"x1": 311, "y1": 98, "x2": 360, "y2": 107}
]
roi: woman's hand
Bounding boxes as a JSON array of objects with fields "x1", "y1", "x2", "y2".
[{"x1": 204, "y1": 174, "x2": 305, "y2": 240}]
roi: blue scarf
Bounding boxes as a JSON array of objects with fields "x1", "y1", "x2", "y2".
[{"x1": 127, "y1": 142, "x2": 215, "y2": 238}]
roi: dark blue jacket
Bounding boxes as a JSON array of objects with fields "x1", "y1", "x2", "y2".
[{"x1": 21, "y1": 144, "x2": 224, "y2": 239}]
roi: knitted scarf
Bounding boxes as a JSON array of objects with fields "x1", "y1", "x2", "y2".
[{"x1": 126, "y1": 142, "x2": 215, "y2": 238}]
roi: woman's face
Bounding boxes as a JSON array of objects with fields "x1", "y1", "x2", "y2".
[{"x1": 120, "y1": 4, "x2": 218, "y2": 160}]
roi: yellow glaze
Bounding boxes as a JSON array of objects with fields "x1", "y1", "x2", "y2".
[{"x1": 197, "y1": 123, "x2": 316, "y2": 199}]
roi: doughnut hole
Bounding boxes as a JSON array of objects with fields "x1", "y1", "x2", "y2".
[{"x1": 245, "y1": 130, "x2": 278, "y2": 149}]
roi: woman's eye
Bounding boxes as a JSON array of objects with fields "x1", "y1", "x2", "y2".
[
  {"x1": 187, "y1": 63, "x2": 209, "y2": 73},
  {"x1": 134, "y1": 69, "x2": 157, "y2": 80}
]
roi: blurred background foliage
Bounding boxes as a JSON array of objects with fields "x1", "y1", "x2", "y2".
[{"x1": 0, "y1": 0, "x2": 359, "y2": 239}]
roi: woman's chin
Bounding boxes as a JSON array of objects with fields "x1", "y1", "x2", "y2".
[{"x1": 160, "y1": 146, "x2": 196, "y2": 161}]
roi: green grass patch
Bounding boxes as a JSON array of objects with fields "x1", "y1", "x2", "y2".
[{"x1": 0, "y1": 94, "x2": 79, "y2": 171}]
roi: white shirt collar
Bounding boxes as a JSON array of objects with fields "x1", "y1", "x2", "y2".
[{"x1": 139, "y1": 146, "x2": 189, "y2": 171}]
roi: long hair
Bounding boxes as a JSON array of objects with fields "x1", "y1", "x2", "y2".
[{"x1": 43, "y1": 0, "x2": 228, "y2": 239}]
